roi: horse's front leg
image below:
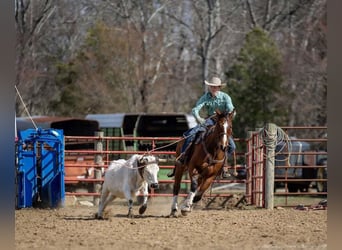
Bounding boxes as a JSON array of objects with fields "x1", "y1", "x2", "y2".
[
  {"x1": 169, "y1": 164, "x2": 185, "y2": 217},
  {"x1": 180, "y1": 173, "x2": 199, "y2": 215}
]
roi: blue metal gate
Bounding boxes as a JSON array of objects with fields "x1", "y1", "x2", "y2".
[{"x1": 16, "y1": 128, "x2": 65, "y2": 208}]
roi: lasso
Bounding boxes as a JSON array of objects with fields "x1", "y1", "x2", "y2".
[{"x1": 259, "y1": 123, "x2": 292, "y2": 165}]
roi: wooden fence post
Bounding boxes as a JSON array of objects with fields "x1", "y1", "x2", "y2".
[
  {"x1": 93, "y1": 131, "x2": 104, "y2": 206},
  {"x1": 262, "y1": 123, "x2": 277, "y2": 210},
  {"x1": 245, "y1": 131, "x2": 253, "y2": 204}
]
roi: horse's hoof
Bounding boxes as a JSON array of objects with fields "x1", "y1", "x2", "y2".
[
  {"x1": 180, "y1": 204, "x2": 192, "y2": 213},
  {"x1": 139, "y1": 205, "x2": 147, "y2": 215},
  {"x1": 181, "y1": 210, "x2": 189, "y2": 216}
]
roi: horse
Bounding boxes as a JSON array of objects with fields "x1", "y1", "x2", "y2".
[{"x1": 169, "y1": 110, "x2": 234, "y2": 217}]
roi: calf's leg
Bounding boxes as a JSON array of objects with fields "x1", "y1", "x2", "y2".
[
  {"x1": 123, "y1": 186, "x2": 135, "y2": 218},
  {"x1": 138, "y1": 183, "x2": 148, "y2": 215},
  {"x1": 96, "y1": 188, "x2": 110, "y2": 219},
  {"x1": 127, "y1": 199, "x2": 134, "y2": 218}
]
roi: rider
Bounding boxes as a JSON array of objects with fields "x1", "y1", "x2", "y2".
[{"x1": 167, "y1": 76, "x2": 236, "y2": 178}]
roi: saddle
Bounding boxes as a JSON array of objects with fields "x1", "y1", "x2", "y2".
[
  {"x1": 194, "y1": 125, "x2": 214, "y2": 145},
  {"x1": 183, "y1": 125, "x2": 214, "y2": 164}
]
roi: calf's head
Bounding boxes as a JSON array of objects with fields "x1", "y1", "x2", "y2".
[{"x1": 138, "y1": 155, "x2": 160, "y2": 189}]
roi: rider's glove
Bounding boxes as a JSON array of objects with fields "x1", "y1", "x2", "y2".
[{"x1": 197, "y1": 117, "x2": 206, "y2": 125}]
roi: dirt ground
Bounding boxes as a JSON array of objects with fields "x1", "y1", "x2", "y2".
[{"x1": 15, "y1": 196, "x2": 327, "y2": 250}]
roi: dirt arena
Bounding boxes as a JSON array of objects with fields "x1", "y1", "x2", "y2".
[{"x1": 15, "y1": 195, "x2": 327, "y2": 250}]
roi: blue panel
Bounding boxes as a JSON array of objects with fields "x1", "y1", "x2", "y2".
[
  {"x1": 16, "y1": 128, "x2": 65, "y2": 209},
  {"x1": 16, "y1": 147, "x2": 37, "y2": 208},
  {"x1": 48, "y1": 173, "x2": 65, "y2": 208}
]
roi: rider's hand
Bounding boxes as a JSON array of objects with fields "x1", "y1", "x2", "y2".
[
  {"x1": 198, "y1": 117, "x2": 206, "y2": 125},
  {"x1": 229, "y1": 109, "x2": 236, "y2": 119}
]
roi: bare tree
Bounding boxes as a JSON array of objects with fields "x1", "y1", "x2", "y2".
[
  {"x1": 243, "y1": 0, "x2": 327, "y2": 126},
  {"x1": 15, "y1": 0, "x2": 326, "y2": 128},
  {"x1": 15, "y1": 0, "x2": 108, "y2": 116},
  {"x1": 15, "y1": 0, "x2": 55, "y2": 115}
]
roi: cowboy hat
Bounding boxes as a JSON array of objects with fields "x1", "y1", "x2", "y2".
[{"x1": 204, "y1": 77, "x2": 226, "y2": 87}]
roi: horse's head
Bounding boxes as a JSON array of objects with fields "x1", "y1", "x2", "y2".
[{"x1": 213, "y1": 109, "x2": 233, "y2": 151}]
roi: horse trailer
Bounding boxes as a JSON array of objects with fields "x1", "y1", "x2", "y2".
[{"x1": 86, "y1": 113, "x2": 197, "y2": 155}]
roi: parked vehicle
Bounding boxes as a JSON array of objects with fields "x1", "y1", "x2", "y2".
[
  {"x1": 134, "y1": 113, "x2": 197, "y2": 151},
  {"x1": 274, "y1": 137, "x2": 327, "y2": 193},
  {"x1": 86, "y1": 113, "x2": 197, "y2": 153}
]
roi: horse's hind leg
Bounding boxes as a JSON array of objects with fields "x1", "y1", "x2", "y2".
[{"x1": 193, "y1": 176, "x2": 215, "y2": 203}]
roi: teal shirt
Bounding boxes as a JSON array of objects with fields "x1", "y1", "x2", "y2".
[{"x1": 192, "y1": 91, "x2": 234, "y2": 121}]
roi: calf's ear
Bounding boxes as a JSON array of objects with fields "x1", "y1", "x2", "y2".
[
  {"x1": 138, "y1": 157, "x2": 148, "y2": 166},
  {"x1": 138, "y1": 158, "x2": 143, "y2": 166}
]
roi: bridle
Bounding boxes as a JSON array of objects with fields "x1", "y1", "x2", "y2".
[
  {"x1": 137, "y1": 155, "x2": 159, "y2": 179},
  {"x1": 219, "y1": 115, "x2": 230, "y2": 151},
  {"x1": 201, "y1": 113, "x2": 231, "y2": 166}
]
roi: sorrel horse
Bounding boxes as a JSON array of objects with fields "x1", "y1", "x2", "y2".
[{"x1": 169, "y1": 110, "x2": 235, "y2": 217}]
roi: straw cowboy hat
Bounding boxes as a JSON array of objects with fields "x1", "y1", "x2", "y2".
[{"x1": 204, "y1": 77, "x2": 226, "y2": 87}]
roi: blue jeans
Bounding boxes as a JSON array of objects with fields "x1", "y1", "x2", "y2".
[{"x1": 181, "y1": 118, "x2": 236, "y2": 156}]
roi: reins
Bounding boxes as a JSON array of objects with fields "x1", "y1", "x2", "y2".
[
  {"x1": 201, "y1": 139, "x2": 226, "y2": 165},
  {"x1": 200, "y1": 115, "x2": 230, "y2": 166}
]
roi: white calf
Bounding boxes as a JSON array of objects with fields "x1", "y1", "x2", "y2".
[{"x1": 96, "y1": 154, "x2": 160, "y2": 219}]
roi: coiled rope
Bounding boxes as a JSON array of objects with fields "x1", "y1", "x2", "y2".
[{"x1": 259, "y1": 123, "x2": 292, "y2": 164}]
